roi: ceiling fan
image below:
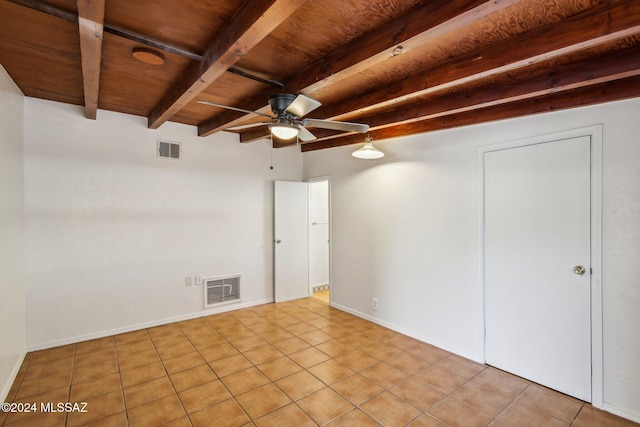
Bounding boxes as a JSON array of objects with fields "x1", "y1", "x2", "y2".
[{"x1": 197, "y1": 94, "x2": 369, "y2": 141}]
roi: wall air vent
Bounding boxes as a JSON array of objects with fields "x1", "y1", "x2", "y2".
[
  {"x1": 158, "y1": 140, "x2": 180, "y2": 159},
  {"x1": 204, "y1": 275, "x2": 241, "y2": 308}
]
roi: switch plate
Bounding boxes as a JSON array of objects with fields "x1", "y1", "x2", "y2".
[{"x1": 185, "y1": 277, "x2": 193, "y2": 287}]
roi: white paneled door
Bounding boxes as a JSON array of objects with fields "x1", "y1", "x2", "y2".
[
  {"x1": 274, "y1": 181, "x2": 309, "y2": 302},
  {"x1": 484, "y1": 136, "x2": 592, "y2": 401}
]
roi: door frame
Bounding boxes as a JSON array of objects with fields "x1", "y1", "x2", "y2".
[
  {"x1": 476, "y1": 125, "x2": 603, "y2": 407},
  {"x1": 306, "y1": 176, "x2": 332, "y2": 305}
]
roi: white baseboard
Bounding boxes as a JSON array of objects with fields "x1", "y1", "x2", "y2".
[
  {"x1": 329, "y1": 302, "x2": 483, "y2": 363},
  {"x1": 601, "y1": 402, "x2": 640, "y2": 424},
  {"x1": 27, "y1": 298, "x2": 273, "y2": 352},
  {"x1": 1, "y1": 351, "x2": 26, "y2": 403}
]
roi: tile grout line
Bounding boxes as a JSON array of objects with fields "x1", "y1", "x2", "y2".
[
  {"x1": 282, "y1": 302, "x2": 348, "y2": 427},
  {"x1": 148, "y1": 327, "x2": 188, "y2": 427},
  {"x1": 246, "y1": 301, "x2": 336, "y2": 425},
  {"x1": 65, "y1": 344, "x2": 76, "y2": 427},
  {"x1": 181, "y1": 319, "x2": 252, "y2": 426},
  {"x1": 172, "y1": 321, "x2": 212, "y2": 419},
  {"x1": 570, "y1": 404, "x2": 587, "y2": 426},
  {"x1": 2, "y1": 355, "x2": 31, "y2": 426},
  {"x1": 236, "y1": 303, "x2": 326, "y2": 425},
  {"x1": 112, "y1": 336, "x2": 131, "y2": 427},
  {"x1": 75, "y1": 338, "x2": 126, "y2": 427},
  {"x1": 487, "y1": 380, "x2": 531, "y2": 426}
]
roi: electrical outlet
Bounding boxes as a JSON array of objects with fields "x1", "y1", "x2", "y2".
[
  {"x1": 185, "y1": 277, "x2": 193, "y2": 287},
  {"x1": 372, "y1": 298, "x2": 378, "y2": 310}
]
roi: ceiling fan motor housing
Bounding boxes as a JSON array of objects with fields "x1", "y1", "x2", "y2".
[{"x1": 269, "y1": 94, "x2": 297, "y2": 117}]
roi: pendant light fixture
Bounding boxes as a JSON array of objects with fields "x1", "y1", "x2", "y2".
[{"x1": 352, "y1": 135, "x2": 384, "y2": 159}]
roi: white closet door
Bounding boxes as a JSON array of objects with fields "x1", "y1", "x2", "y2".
[{"x1": 484, "y1": 136, "x2": 591, "y2": 401}]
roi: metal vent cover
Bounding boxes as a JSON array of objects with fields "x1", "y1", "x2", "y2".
[
  {"x1": 158, "y1": 140, "x2": 180, "y2": 159},
  {"x1": 204, "y1": 275, "x2": 241, "y2": 308}
]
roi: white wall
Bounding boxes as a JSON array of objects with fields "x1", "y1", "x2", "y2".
[
  {"x1": 308, "y1": 180, "x2": 329, "y2": 288},
  {"x1": 24, "y1": 99, "x2": 303, "y2": 349},
  {"x1": 303, "y1": 98, "x2": 640, "y2": 421},
  {"x1": 0, "y1": 65, "x2": 26, "y2": 401}
]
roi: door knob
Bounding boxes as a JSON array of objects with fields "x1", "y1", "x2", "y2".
[
  {"x1": 275, "y1": 239, "x2": 282, "y2": 244},
  {"x1": 573, "y1": 265, "x2": 586, "y2": 276}
]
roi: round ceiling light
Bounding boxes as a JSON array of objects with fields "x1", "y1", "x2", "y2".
[
  {"x1": 132, "y1": 48, "x2": 165, "y2": 65},
  {"x1": 269, "y1": 123, "x2": 299, "y2": 140}
]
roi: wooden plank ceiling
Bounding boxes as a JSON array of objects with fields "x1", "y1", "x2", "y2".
[{"x1": 1, "y1": 0, "x2": 639, "y2": 151}]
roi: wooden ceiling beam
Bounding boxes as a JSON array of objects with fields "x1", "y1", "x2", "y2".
[
  {"x1": 148, "y1": 0, "x2": 306, "y2": 130},
  {"x1": 8, "y1": 0, "x2": 285, "y2": 89},
  {"x1": 198, "y1": 0, "x2": 518, "y2": 137},
  {"x1": 311, "y1": 0, "x2": 640, "y2": 123},
  {"x1": 77, "y1": 0, "x2": 105, "y2": 120},
  {"x1": 284, "y1": 0, "x2": 509, "y2": 94},
  {"x1": 219, "y1": 0, "x2": 640, "y2": 142},
  {"x1": 300, "y1": 75, "x2": 640, "y2": 152},
  {"x1": 352, "y1": 46, "x2": 640, "y2": 132},
  {"x1": 282, "y1": 46, "x2": 640, "y2": 146},
  {"x1": 196, "y1": 95, "x2": 273, "y2": 137},
  {"x1": 240, "y1": 16, "x2": 640, "y2": 146},
  {"x1": 301, "y1": 46, "x2": 640, "y2": 145}
]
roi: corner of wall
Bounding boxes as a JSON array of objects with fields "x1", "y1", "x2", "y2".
[{"x1": 0, "y1": 64, "x2": 27, "y2": 402}]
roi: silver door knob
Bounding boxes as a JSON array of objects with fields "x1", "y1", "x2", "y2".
[{"x1": 573, "y1": 266, "x2": 586, "y2": 275}]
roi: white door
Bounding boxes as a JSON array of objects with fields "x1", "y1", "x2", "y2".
[
  {"x1": 274, "y1": 181, "x2": 309, "y2": 302},
  {"x1": 484, "y1": 136, "x2": 591, "y2": 401}
]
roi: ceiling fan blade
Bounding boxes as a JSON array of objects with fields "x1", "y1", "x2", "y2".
[
  {"x1": 197, "y1": 100, "x2": 274, "y2": 119},
  {"x1": 285, "y1": 95, "x2": 321, "y2": 118},
  {"x1": 226, "y1": 122, "x2": 270, "y2": 131},
  {"x1": 302, "y1": 118, "x2": 369, "y2": 133},
  {"x1": 297, "y1": 126, "x2": 317, "y2": 142}
]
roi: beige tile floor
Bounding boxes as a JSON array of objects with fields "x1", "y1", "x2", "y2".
[
  {"x1": 2, "y1": 296, "x2": 638, "y2": 427},
  {"x1": 311, "y1": 290, "x2": 329, "y2": 304}
]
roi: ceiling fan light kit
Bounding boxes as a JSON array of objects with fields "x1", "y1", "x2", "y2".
[
  {"x1": 352, "y1": 136, "x2": 384, "y2": 159},
  {"x1": 269, "y1": 122, "x2": 299, "y2": 140}
]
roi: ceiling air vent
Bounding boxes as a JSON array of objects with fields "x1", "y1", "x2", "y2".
[
  {"x1": 204, "y1": 275, "x2": 241, "y2": 309},
  {"x1": 158, "y1": 140, "x2": 180, "y2": 159}
]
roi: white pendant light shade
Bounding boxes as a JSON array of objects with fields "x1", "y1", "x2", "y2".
[
  {"x1": 269, "y1": 123, "x2": 299, "y2": 140},
  {"x1": 352, "y1": 136, "x2": 384, "y2": 159}
]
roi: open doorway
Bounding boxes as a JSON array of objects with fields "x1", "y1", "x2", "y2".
[
  {"x1": 308, "y1": 179, "x2": 330, "y2": 304},
  {"x1": 274, "y1": 179, "x2": 330, "y2": 303}
]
